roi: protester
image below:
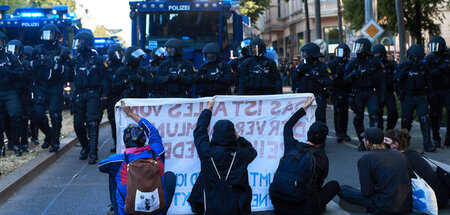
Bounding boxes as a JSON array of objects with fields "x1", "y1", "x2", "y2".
[
  {"x1": 339, "y1": 127, "x2": 412, "y2": 214},
  {"x1": 385, "y1": 128, "x2": 449, "y2": 208},
  {"x1": 98, "y1": 101, "x2": 176, "y2": 215},
  {"x1": 187, "y1": 98, "x2": 257, "y2": 215},
  {"x1": 269, "y1": 97, "x2": 340, "y2": 215}
]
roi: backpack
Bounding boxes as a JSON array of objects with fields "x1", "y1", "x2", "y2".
[
  {"x1": 121, "y1": 150, "x2": 165, "y2": 215},
  {"x1": 269, "y1": 142, "x2": 316, "y2": 202},
  {"x1": 204, "y1": 152, "x2": 239, "y2": 215}
]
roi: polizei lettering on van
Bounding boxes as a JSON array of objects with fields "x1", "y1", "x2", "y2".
[
  {"x1": 168, "y1": 5, "x2": 190, "y2": 11},
  {"x1": 21, "y1": 22, "x2": 40, "y2": 27}
]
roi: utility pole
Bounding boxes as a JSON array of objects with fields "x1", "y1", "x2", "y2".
[
  {"x1": 304, "y1": 0, "x2": 311, "y2": 43},
  {"x1": 337, "y1": 0, "x2": 344, "y2": 43},
  {"x1": 395, "y1": 0, "x2": 406, "y2": 62},
  {"x1": 365, "y1": 0, "x2": 373, "y2": 24},
  {"x1": 314, "y1": 0, "x2": 321, "y2": 39}
]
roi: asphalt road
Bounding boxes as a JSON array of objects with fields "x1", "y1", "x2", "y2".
[{"x1": 0, "y1": 107, "x2": 449, "y2": 215}]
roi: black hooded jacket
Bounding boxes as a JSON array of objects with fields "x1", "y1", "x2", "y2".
[{"x1": 187, "y1": 109, "x2": 257, "y2": 215}]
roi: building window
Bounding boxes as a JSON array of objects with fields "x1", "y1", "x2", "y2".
[
  {"x1": 298, "y1": 32, "x2": 304, "y2": 54},
  {"x1": 278, "y1": 0, "x2": 281, "y2": 18},
  {"x1": 324, "y1": 27, "x2": 339, "y2": 45}
]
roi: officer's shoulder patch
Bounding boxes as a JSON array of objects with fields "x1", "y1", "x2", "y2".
[
  {"x1": 69, "y1": 53, "x2": 73, "y2": 59},
  {"x1": 103, "y1": 61, "x2": 108, "y2": 68},
  {"x1": 192, "y1": 66, "x2": 196, "y2": 72},
  {"x1": 326, "y1": 67, "x2": 332, "y2": 74},
  {"x1": 380, "y1": 62, "x2": 385, "y2": 68}
]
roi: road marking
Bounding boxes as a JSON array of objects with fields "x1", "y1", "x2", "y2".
[
  {"x1": 41, "y1": 136, "x2": 112, "y2": 215},
  {"x1": 325, "y1": 200, "x2": 351, "y2": 215}
]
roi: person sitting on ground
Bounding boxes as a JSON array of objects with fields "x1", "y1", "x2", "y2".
[
  {"x1": 187, "y1": 98, "x2": 257, "y2": 215},
  {"x1": 385, "y1": 128, "x2": 449, "y2": 208},
  {"x1": 270, "y1": 97, "x2": 340, "y2": 215},
  {"x1": 338, "y1": 127, "x2": 412, "y2": 214},
  {"x1": 98, "y1": 100, "x2": 176, "y2": 215}
]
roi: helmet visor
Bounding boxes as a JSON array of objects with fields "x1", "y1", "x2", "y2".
[
  {"x1": 41, "y1": 30, "x2": 56, "y2": 41},
  {"x1": 113, "y1": 50, "x2": 124, "y2": 60},
  {"x1": 72, "y1": 39, "x2": 83, "y2": 50},
  {"x1": 250, "y1": 45, "x2": 264, "y2": 56},
  {"x1": 240, "y1": 39, "x2": 251, "y2": 48},
  {"x1": 131, "y1": 48, "x2": 146, "y2": 59},
  {"x1": 7, "y1": 44, "x2": 20, "y2": 55},
  {"x1": 428, "y1": 42, "x2": 440, "y2": 53},
  {"x1": 154, "y1": 47, "x2": 165, "y2": 57},
  {"x1": 204, "y1": 52, "x2": 217, "y2": 63},
  {"x1": 352, "y1": 43, "x2": 365, "y2": 54},
  {"x1": 335, "y1": 48, "x2": 345, "y2": 58}
]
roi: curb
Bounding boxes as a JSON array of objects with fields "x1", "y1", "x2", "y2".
[{"x1": 0, "y1": 120, "x2": 110, "y2": 204}]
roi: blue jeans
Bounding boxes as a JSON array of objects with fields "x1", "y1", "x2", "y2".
[{"x1": 339, "y1": 185, "x2": 381, "y2": 213}]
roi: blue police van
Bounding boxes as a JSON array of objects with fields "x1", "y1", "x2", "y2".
[{"x1": 129, "y1": 0, "x2": 246, "y2": 68}]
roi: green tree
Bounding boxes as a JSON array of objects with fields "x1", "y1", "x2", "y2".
[
  {"x1": 240, "y1": 0, "x2": 271, "y2": 24},
  {"x1": 93, "y1": 26, "x2": 110, "y2": 37},
  {"x1": 342, "y1": 0, "x2": 446, "y2": 45},
  {"x1": 0, "y1": 0, "x2": 28, "y2": 13},
  {"x1": 30, "y1": 0, "x2": 76, "y2": 11}
]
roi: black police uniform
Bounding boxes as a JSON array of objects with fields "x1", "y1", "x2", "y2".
[
  {"x1": 23, "y1": 46, "x2": 40, "y2": 146},
  {"x1": 31, "y1": 24, "x2": 71, "y2": 152},
  {"x1": 66, "y1": 31, "x2": 109, "y2": 164},
  {"x1": 292, "y1": 43, "x2": 332, "y2": 123},
  {"x1": 329, "y1": 43, "x2": 351, "y2": 142},
  {"x1": 344, "y1": 38, "x2": 385, "y2": 151},
  {"x1": 156, "y1": 39, "x2": 195, "y2": 98},
  {"x1": 395, "y1": 44, "x2": 435, "y2": 152},
  {"x1": 197, "y1": 43, "x2": 233, "y2": 96},
  {"x1": 116, "y1": 46, "x2": 150, "y2": 99},
  {"x1": 238, "y1": 38, "x2": 282, "y2": 95},
  {"x1": 105, "y1": 44, "x2": 125, "y2": 152},
  {"x1": 229, "y1": 38, "x2": 252, "y2": 94},
  {"x1": 0, "y1": 32, "x2": 25, "y2": 156},
  {"x1": 8, "y1": 40, "x2": 33, "y2": 152},
  {"x1": 425, "y1": 36, "x2": 450, "y2": 148},
  {"x1": 372, "y1": 44, "x2": 398, "y2": 131},
  {"x1": 149, "y1": 47, "x2": 165, "y2": 98}
]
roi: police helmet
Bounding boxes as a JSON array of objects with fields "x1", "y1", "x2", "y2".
[
  {"x1": 371, "y1": 44, "x2": 387, "y2": 59},
  {"x1": 107, "y1": 44, "x2": 124, "y2": 62},
  {"x1": 40, "y1": 24, "x2": 61, "y2": 44},
  {"x1": 202, "y1": 43, "x2": 221, "y2": 63},
  {"x1": 73, "y1": 31, "x2": 94, "y2": 51},
  {"x1": 249, "y1": 38, "x2": 266, "y2": 57},
  {"x1": 125, "y1": 46, "x2": 146, "y2": 67},
  {"x1": 164, "y1": 38, "x2": 183, "y2": 57},
  {"x1": 0, "y1": 31, "x2": 8, "y2": 51},
  {"x1": 406, "y1": 44, "x2": 425, "y2": 61},
  {"x1": 23, "y1": 46, "x2": 35, "y2": 59},
  {"x1": 352, "y1": 38, "x2": 371, "y2": 54},
  {"x1": 428, "y1": 36, "x2": 446, "y2": 53},
  {"x1": 334, "y1": 43, "x2": 350, "y2": 59},
  {"x1": 301, "y1": 42, "x2": 322, "y2": 60},
  {"x1": 240, "y1": 37, "x2": 252, "y2": 57},
  {"x1": 7, "y1": 40, "x2": 23, "y2": 56}
]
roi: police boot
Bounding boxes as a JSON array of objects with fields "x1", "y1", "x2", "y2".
[
  {"x1": 334, "y1": 112, "x2": 344, "y2": 143},
  {"x1": 0, "y1": 141, "x2": 5, "y2": 156},
  {"x1": 49, "y1": 113, "x2": 62, "y2": 152},
  {"x1": 110, "y1": 122, "x2": 117, "y2": 153},
  {"x1": 11, "y1": 124, "x2": 22, "y2": 156},
  {"x1": 419, "y1": 115, "x2": 436, "y2": 152},
  {"x1": 30, "y1": 122, "x2": 40, "y2": 145},
  {"x1": 88, "y1": 121, "x2": 99, "y2": 164},
  {"x1": 341, "y1": 113, "x2": 351, "y2": 142},
  {"x1": 433, "y1": 139, "x2": 441, "y2": 148},
  {"x1": 75, "y1": 121, "x2": 89, "y2": 160}
]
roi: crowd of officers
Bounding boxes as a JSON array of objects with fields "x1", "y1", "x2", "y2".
[{"x1": 0, "y1": 23, "x2": 448, "y2": 163}]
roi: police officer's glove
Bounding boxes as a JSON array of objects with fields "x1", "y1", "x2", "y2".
[
  {"x1": 348, "y1": 70, "x2": 359, "y2": 79},
  {"x1": 127, "y1": 74, "x2": 139, "y2": 83},
  {"x1": 168, "y1": 72, "x2": 179, "y2": 81}
]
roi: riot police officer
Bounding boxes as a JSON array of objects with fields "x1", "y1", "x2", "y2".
[
  {"x1": 7, "y1": 40, "x2": 32, "y2": 152},
  {"x1": 395, "y1": 44, "x2": 436, "y2": 152},
  {"x1": 105, "y1": 44, "x2": 124, "y2": 153},
  {"x1": 31, "y1": 24, "x2": 71, "y2": 152},
  {"x1": 156, "y1": 38, "x2": 195, "y2": 98},
  {"x1": 329, "y1": 43, "x2": 351, "y2": 142},
  {"x1": 66, "y1": 31, "x2": 109, "y2": 164},
  {"x1": 23, "y1": 46, "x2": 40, "y2": 146},
  {"x1": 292, "y1": 42, "x2": 332, "y2": 123},
  {"x1": 116, "y1": 46, "x2": 150, "y2": 99},
  {"x1": 344, "y1": 38, "x2": 385, "y2": 151},
  {"x1": 426, "y1": 36, "x2": 450, "y2": 148},
  {"x1": 149, "y1": 47, "x2": 165, "y2": 98},
  {"x1": 238, "y1": 38, "x2": 282, "y2": 95},
  {"x1": 229, "y1": 37, "x2": 252, "y2": 93},
  {"x1": 372, "y1": 44, "x2": 398, "y2": 131},
  {"x1": 0, "y1": 32, "x2": 25, "y2": 156},
  {"x1": 196, "y1": 43, "x2": 233, "y2": 96}
]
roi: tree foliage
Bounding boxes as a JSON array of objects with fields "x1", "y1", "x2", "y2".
[
  {"x1": 342, "y1": 0, "x2": 446, "y2": 45},
  {"x1": 240, "y1": 0, "x2": 271, "y2": 24},
  {"x1": 0, "y1": 0, "x2": 76, "y2": 13}
]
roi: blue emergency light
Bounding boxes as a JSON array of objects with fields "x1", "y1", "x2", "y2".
[{"x1": 20, "y1": 12, "x2": 44, "y2": 18}]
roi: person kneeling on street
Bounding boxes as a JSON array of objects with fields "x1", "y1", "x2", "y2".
[
  {"x1": 338, "y1": 127, "x2": 412, "y2": 214},
  {"x1": 269, "y1": 97, "x2": 340, "y2": 215},
  {"x1": 187, "y1": 98, "x2": 257, "y2": 215},
  {"x1": 385, "y1": 129, "x2": 449, "y2": 208},
  {"x1": 98, "y1": 101, "x2": 176, "y2": 215}
]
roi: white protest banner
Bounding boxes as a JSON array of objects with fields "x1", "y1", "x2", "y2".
[{"x1": 115, "y1": 94, "x2": 316, "y2": 214}]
